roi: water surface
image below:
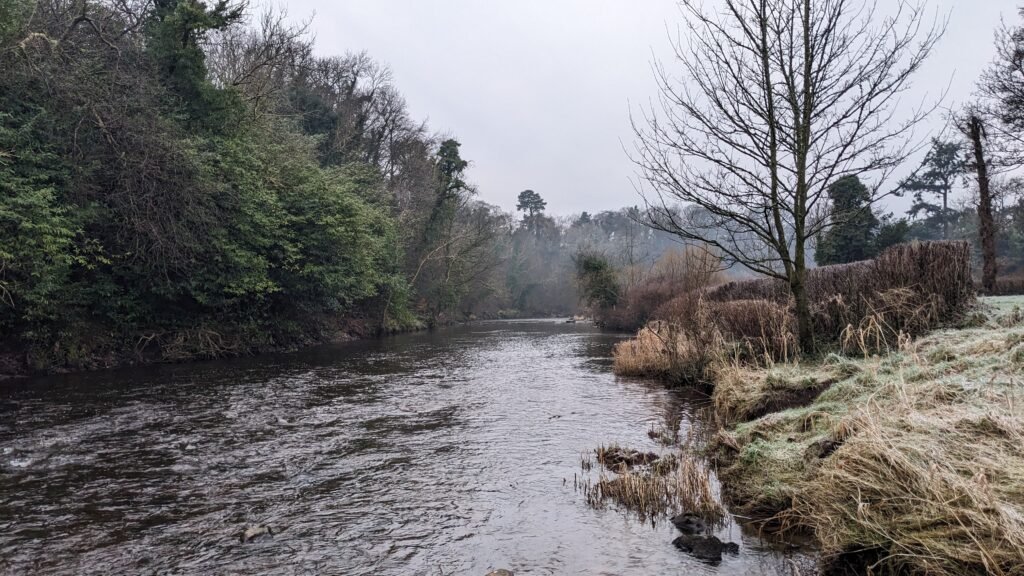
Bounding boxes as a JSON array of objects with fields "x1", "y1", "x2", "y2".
[{"x1": 0, "y1": 320, "x2": 813, "y2": 575}]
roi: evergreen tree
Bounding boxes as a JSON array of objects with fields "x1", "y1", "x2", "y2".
[
  {"x1": 900, "y1": 139, "x2": 966, "y2": 240},
  {"x1": 874, "y1": 215, "x2": 911, "y2": 253},
  {"x1": 815, "y1": 176, "x2": 880, "y2": 265},
  {"x1": 516, "y1": 189, "x2": 547, "y2": 235}
]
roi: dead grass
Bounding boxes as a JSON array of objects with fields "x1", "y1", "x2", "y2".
[
  {"x1": 616, "y1": 242, "x2": 975, "y2": 386},
  {"x1": 582, "y1": 445, "x2": 726, "y2": 525},
  {"x1": 713, "y1": 362, "x2": 843, "y2": 426},
  {"x1": 709, "y1": 313, "x2": 1024, "y2": 576},
  {"x1": 612, "y1": 318, "x2": 725, "y2": 385}
]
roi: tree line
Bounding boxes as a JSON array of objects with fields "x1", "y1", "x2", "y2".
[{"x1": 0, "y1": 0, "x2": 683, "y2": 371}]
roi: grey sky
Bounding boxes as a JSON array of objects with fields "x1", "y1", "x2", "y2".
[{"x1": 285, "y1": 0, "x2": 1020, "y2": 216}]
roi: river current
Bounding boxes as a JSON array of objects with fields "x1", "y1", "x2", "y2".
[{"x1": 0, "y1": 320, "x2": 813, "y2": 575}]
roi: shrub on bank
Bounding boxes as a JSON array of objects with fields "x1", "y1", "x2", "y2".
[
  {"x1": 584, "y1": 247, "x2": 723, "y2": 331},
  {"x1": 613, "y1": 241, "x2": 976, "y2": 384}
]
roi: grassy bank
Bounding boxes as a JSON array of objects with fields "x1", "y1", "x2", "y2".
[
  {"x1": 709, "y1": 297, "x2": 1024, "y2": 575},
  {"x1": 608, "y1": 243, "x2": 1024, "y2": 573}
]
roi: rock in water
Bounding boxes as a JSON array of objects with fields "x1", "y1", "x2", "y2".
[
  {"x1": 672, "y1": 534, "x2": 740, "y2": 562},
  {"x1": 241, "y1": 525, "x2": 273, "y2": 543},
  {"x1": 485, "y1": 571, "x2": 514, "y2": 576},
  {"x1": 670, "y1": 513, "x2": 708, "y2": 534}
]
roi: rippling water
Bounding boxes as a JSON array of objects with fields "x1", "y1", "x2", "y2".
[{"x1": 0, "y1": 320, "x2": 814, "y2": 575}]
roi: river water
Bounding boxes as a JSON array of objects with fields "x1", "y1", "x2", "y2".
[{"x1": 0, "y1": 320, "x2": 814, "y2": 575}]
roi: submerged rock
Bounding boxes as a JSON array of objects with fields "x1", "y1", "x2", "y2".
[
  {"x1": 485, "y1": 570, "x2": 514, "y2": 576},
  {"x1": 670, "y1": 513, "x2": 708, "y2": 534},
  {"x1": 241, "y1": 525, "x2": 273, "y2": 543},
  {"x1": 672, "y1": 534, "x2": 740, "y2": 562}
]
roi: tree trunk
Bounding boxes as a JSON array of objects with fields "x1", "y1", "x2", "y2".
[
  {"x1": 968, "y1": 115, "x2": 998, "y2": 294},
  {"x1": 791, "y1": 264, "x2": 814, "y2": 353},
  {"x1": 942, "y1": 187, "x2": 949, "y2": 240}
]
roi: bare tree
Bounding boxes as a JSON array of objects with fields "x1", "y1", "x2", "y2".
[
  {"x1": 632, "y1": 0, "x2": 943, "y2": 350},
  {"x1": 205, "y1": 8, "x2": 312, "y2": 118}
]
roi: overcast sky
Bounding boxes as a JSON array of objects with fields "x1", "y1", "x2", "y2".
[{"x1": 284, "y1": 0, "x2": 1020, "y2": 216}]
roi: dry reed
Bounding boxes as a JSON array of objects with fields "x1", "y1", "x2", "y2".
[
  {"x1": 616, "y1": 242, "x2": 976, "y2": 385},
  {"x1": 612, "y1": 316, "x2": 725, "y2": 385},
  {"x1": 582, "y1": 445, "x2": 726, "y2": 525}
]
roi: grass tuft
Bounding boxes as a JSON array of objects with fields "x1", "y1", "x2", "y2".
[{"x1": 582, "y1": 445, "x2": 726, "y2": 526}]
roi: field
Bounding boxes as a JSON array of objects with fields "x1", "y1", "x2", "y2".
[{"x1": 982, "y1": 294, "x2": 1024, "y2": 315}]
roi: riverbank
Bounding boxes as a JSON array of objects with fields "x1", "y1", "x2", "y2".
[
  {"x1": 0, "y1": 311, "x2": 582, "y2": 381},
  {"x1": 682, "y1": 296, "x2": 1024, "y2": 574},
  {"x1": 0, "y1": 316, "x2": 393, "y2": 381}
]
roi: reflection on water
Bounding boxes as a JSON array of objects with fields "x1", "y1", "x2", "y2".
[{"x1": 0, "y1": 320, "x2": 814, "y2": 575}]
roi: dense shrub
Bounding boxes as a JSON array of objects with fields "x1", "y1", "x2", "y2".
[{"x1": 616, "y1": 241, "x2": 977, "y2": 385}]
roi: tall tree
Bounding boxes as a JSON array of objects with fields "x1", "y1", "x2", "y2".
[
  {"x1": 975, "y1": 9, "x2": 1024, "y2": 288},
  {"x1": 516, "y1": 189, "x2": 547, "y2": 235},
  {"x1": 900, "y1": 139, "x2": 965, "y2": 240},
  {"x1": 632, "y1": 0, "x2": 942, "y2": 351},
  {"x1": 815, "y1": 176, "x2": 879, "y2": 265}
]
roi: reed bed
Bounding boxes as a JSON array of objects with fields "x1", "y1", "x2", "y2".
[
  {"x1": 611, "y1": 319, "x2": 725, "y2": 384},
  {"x1": 582, "y1": 445, "x2": 726, "y2": 525}
]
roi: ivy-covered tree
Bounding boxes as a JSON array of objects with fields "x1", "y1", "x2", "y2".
[
  {"x1": 147, "y1": 0, "x2": 245, "y2": 126},
  {"x1": 575, "y1": 252, "x2": 620, "y2": 313}
]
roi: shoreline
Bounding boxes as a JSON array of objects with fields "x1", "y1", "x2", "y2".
[
  {"x1": 613, "y1": 295, "x2": 1024, "y2": 575},
  {"x1": 0, "y1": 313, "x2": 583, "y2": 382}
]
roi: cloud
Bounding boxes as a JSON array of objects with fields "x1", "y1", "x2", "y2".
[{"x1": 286, "y1": 0, "x2": 1017, "y2": 216}]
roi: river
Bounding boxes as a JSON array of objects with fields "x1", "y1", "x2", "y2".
[{"x1": 0, "y1": 320, "x2": 814, "y2": 575}]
